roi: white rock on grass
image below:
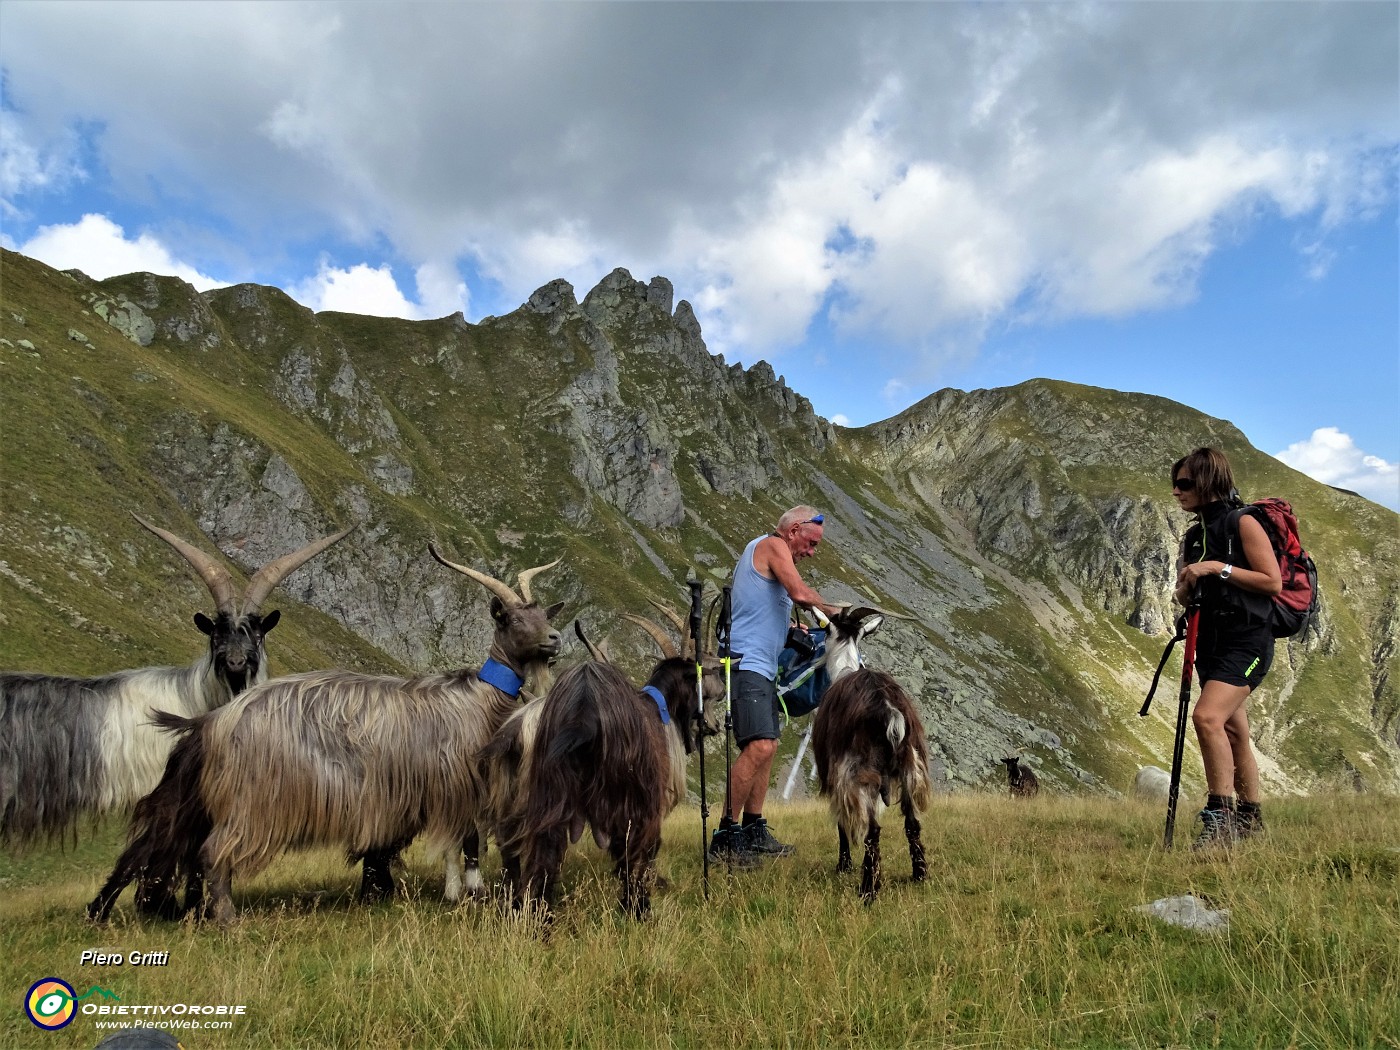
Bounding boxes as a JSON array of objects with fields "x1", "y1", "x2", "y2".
[{"x1": 1134, "y1": 894, "x2": 1230, "y2": 933}]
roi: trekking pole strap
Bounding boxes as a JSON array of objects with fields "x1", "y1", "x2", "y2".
[{"x1": 1139, "y1": 612, "x2": 1189, "y2": 717}]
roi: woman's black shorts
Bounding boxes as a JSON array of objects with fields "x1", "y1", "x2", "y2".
[{"x1": 1195, "y1": 619, "x2": 1274, "y2": 690}]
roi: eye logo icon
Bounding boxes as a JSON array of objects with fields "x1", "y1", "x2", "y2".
[{"x1": 25, "y1": 978, "x2": 77, "y2": 1030}]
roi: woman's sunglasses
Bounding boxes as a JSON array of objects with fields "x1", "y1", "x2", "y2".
[{"x1": 1172, "y1": 477, "x2": 1196, "y2": 491}]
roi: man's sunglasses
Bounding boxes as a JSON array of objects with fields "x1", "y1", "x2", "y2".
[
  {"x1": 798, "y1": 514, "x2": 824, "y2": 526},
  {"x1": 1172, "y1": 477, "x2": 1196, "y2": 491}
]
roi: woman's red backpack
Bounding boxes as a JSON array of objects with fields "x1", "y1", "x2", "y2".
[{"x1": 1228, "y1": 498, "x2": 1319, "y2": 638}]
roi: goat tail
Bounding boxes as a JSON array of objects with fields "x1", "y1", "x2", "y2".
[
  {"x1": 87, "y1": 716, "x2": 211, "y2": 923},
  {"x1": 881, "y1": 681, "x2": 933, "y2": 814},
  {"x1": 479, "y1": 700, "x2": 543, "y2": 857}
]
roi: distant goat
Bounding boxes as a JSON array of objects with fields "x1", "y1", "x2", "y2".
[
  {"x1": 1002, "y1": 756, "x2": 1040, "y2": 798},
  {"x1": 86, "y1": 547, "x2": 562, "y2": 925},
  {"x1": 1, "y1": 514, "x2": 351, "y2": 848},
  {"x1": 811, "y1": 606, "x2": 933, "y2": 903}
]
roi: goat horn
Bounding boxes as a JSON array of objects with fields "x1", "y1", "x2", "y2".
[
  {"x1": 429, "y1": 544, "x2": 520, "y2": 606},
  {"x1": 515, "y1": 558, "x2": 561, "y2": 604},
  {"x1": 574, "y1": 619, "x2": 610, "y2": 663},
  {"x1": 622, "y1": 613, "x2": 679, "y2": 659},
  {"x1": 131, "y1": 513, "x2": 238, "y2": 616},
  {"x1": 647, "y1": 599, "x2": 688, "y2": 638},
  {"x1": 243, "y1": 525, "x2": 356, "y2": 614}
]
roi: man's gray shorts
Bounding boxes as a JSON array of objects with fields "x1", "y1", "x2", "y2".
[{"x1": 731, "y1": 669, "x2": 781, "y2": 746}]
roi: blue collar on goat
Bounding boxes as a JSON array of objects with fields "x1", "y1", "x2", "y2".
[
  {"x1": 478, "y1": 658, "x2": 525, "y2": 697},
  {"x1": 641, "y1": 685, "x2": 671, "y2": 725}
]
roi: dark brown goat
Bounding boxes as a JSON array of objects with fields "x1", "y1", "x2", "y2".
[
  {"x1": 1002, "y1": 757, "x2": 1039, "y2": 798},
  {"x1": 811, "y1": 608, "x2": 933, "y2": 903},
  {"x1": 504, "y1": 650, "x2": 711, "y2": 922}
]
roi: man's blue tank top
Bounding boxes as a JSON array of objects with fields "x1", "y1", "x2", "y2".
[{"x1": 730, "y1": 535, "x2": 792, "y2": 680}]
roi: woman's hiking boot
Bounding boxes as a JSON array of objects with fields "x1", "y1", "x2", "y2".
[
  {"x1": 1235, "y1": 801, "x2": 1265, "y2": 839},
  {"x1": 1191, "y1": 806, "x2": 1238, "y2": 850}
]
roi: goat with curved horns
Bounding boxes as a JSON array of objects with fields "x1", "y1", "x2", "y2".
[
  {"x1": 810, "y1": 605, "x2": 933, "y2": 903},
  {"x1": 87, "y1": 547, "x2": 563, "y2": 925},
  {"x1": 1, "y1": 514, "x2": 352, "y2": 848}
]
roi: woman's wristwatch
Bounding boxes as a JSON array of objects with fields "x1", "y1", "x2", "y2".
[{"x1": 1219, "y1": 563, "x2": 1233, "y2": 580}]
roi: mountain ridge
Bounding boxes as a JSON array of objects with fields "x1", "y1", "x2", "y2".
[{"x1": 1, "y1": 247, "x2": 1395, "y2": 797}]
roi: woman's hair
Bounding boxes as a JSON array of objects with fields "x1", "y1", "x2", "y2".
[{"x1": 1171, "y1": 447, "x2": 1237, "y2": 505}]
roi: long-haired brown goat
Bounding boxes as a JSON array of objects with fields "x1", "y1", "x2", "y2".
[
  {"x1": 811, "y1": 606, "x2": 933, "y2": 903},
  {"x1": 496, "y1": 613, "x2": 721, "y2": 921},
  {"x1": 86, "y1": 547, "x2": 562, "y2": 925}
]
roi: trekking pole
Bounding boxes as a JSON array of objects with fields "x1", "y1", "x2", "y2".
[
  {"x1": 688, "y1": 578, "x2": 709, "y2": 898},
  {"x1": 1163, "y1": 601, "x2": 1200, "y2": 850},
  {"x1": 717, "y1": 584, "x2": 735, "y2": 836}
]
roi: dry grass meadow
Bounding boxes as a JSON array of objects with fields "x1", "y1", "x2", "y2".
[{"x1": 2, "y1": 793, "x2": 1397, "y2": 1049}]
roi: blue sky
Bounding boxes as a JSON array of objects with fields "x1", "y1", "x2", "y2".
[{"x1": 3, "y1": 2, "x2": 1396, "y2": 509}]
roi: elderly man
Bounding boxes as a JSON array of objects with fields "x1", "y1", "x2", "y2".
[{"x1": 710, "y1": 505, "x2": 842, "y2": 863}]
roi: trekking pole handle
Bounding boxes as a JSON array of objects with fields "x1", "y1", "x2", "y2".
[
  {"x1": 687, "y1": 578, "x2": 704, "y2": 657},
  {"x1": 717, "y1": 585, "x2": 732, "y2": 658}
]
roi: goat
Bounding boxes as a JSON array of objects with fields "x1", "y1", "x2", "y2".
[
  {"x1": 1002, "y1": 756, "x2": 1040, "y2": 798},
  {"x1": 506, "y1": 627, "x2": 720, "y2": 921},
  {"x1": 1, "y1": 514, "x2": 351, "y2": 848},
  {"x1": 811, "y1": 606, "x2": 933, "y2": 903},
  {"x1": 484, "y1": 609, "x2": 722, "y2": 921},
  {"x1": 86, "y1": 547, "x2": 562, "y2": 925}
]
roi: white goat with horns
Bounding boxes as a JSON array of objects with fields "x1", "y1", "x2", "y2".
[{"x1": 1, "y1": 513, "x2": 352, "y2": 848}]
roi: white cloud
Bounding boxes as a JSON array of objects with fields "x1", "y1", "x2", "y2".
[
  {"x1": 830, "y1": 414, "x2": 852, "y2": 428},
  {"x1": 0, "y1": 3, "x2": 1394, "y2": 362},
  {"x1": 15, "y1": 214, "x2": 227, "y2": 291},
  {"x1": 1274, "y1": 428, "x2": 1400, "y2": 510},
  {"x1": 287, "y1": 259, "x2": 449, "y2": 320}
]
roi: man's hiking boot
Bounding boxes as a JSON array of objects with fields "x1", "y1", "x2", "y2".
[
  {"x1": 1191, "y1": 806, "x2": 1238, "y2": 850},
  {"x1": 708, "y1": 826, "x2": 760, "y2": 868},
  {"x1": 742, "y1": 818, "x2": 795, "y2": 857}
]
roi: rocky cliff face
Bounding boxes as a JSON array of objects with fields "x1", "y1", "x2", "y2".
[{"x1": 2, "y1": 247, "x2": 1396, "y2": 795}]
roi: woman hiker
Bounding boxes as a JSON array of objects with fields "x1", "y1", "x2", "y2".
[{"x1": 1170, "y1": 447, "x2": 1281, "y2": 848}]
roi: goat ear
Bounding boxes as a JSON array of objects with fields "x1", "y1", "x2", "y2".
[
  {"x1": 544, "y1": 601, "x2": 565, "y2": 621},
  {"x1": 260, "y1": 609, "x2": 281, "y2": 633},
  {"x1": 194, "y1": 612, "x2": 215, "y2": 636},
  {"x1": 490, "y1": 596, "x2": 508, "y2": 622}
]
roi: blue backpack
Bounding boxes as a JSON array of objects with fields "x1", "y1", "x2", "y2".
[{"x1": 776, "y1": 626, "x2": 829, "y2": 719}]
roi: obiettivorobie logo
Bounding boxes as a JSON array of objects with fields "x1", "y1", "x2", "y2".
[{"x1": 24, "y1": 978, "x2": 120, "y2": 1030}]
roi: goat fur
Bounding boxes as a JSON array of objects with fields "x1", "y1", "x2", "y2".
[
  {"x1": 508, "y1": 662, "x2": 666, "y2": 919},
  {"x1": 461, "y1": 613, "x2": 721, "y2": 909}
]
